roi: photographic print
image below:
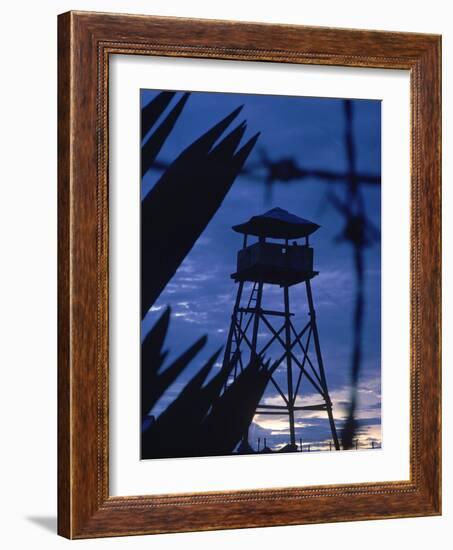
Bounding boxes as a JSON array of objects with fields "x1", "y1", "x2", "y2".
[{"x1": 140, "y1": 89, "x2": 381, "y2": 460}]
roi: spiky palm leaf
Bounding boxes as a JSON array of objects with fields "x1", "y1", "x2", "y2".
[{"x1": 141, "y1": 98, "x2": 260, "y2": 318}]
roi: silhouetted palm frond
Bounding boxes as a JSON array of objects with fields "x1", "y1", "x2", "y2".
[
  {"x1": 141, "y1": 347, "x2": 222, "y2": 459},
  {"x1": 140, "y1": 91, "x2": 262, "y2": 458},
  {"x1": 141, "y1": 102, "x2": 260, "y2": 318},
  {"x1": 141, "y1": 91, "x2": 176, "y2": 140},
  {"x1": 141, "y1": 307, "x2": 207, "y2": 420},
  {"x1": 195, "y1": 359, "x2": 272, "y2": 456},
  {"x1": 141, "y1": 93, "x2": 190, "y2": 177}
]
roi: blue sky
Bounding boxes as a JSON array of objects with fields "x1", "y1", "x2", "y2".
[{"x1": 141, "y1": 89, "x2": 381, "y2": 452}]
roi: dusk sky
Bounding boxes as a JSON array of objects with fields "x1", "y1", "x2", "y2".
[{"x1": 141, "y1": 89, "x2": 381, "y2": 452}]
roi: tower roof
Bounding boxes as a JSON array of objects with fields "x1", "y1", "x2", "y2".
[{"x1": 232, "y1": 207, "x2": 320, "y2": 239}]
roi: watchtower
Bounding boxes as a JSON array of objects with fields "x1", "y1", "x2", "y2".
[{"x1": 223, "y1": 207, "x2": 340, "y2": 451}]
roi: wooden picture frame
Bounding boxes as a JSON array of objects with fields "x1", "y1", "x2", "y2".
[{"x1": 58, "y1": 10, "x2": 441, "y2": 539}]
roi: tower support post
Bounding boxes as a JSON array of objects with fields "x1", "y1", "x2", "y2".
[
  {"x1": 305, "y1": 279, "x2": 341, "y2": 450},
  {"x1": 250, "y1": 281, "x2": 264, "y2": 361},
  {"x1": 283, "y1": 285, "x2": 296, "y2": 448},
  {"x1": 242, "y1": 281, "x2": 263, "y2": 445},
  {"x1": 221, "y1": 281, "x2": 244, "y2": 386}
]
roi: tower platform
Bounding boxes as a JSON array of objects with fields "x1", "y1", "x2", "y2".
[{"x1": 231, "y1": 240, "x2": 318, "y2": 285}]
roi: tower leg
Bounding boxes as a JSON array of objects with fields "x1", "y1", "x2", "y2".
[
  {"x1": 250, "y1": 281, "x2": 264, "y2": 361},
  {"x1": 221, "y1": 281, "x2": 244, "y2": 390},
  {"x1": 305, "y1": 279, "x2": 341, "y2": 450},
  {"x1": 283, "y1": 285, "x2": 296, "y2": 448},
  {"x1": 242, "y1": 281, "x2": 263, "y2": 446}
]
